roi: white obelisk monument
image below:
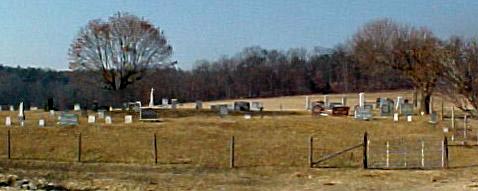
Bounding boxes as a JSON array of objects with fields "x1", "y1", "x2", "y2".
[{"x1": 149, "y1": 88, "x2": 154, "y2": 107}]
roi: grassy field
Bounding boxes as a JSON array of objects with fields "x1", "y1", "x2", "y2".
[{"x1": 0, "y1": 90, "x2": 477, "y2": 190}]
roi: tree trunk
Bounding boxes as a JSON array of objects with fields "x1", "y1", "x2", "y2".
[{"x1": 419, "y1": 90, "x2": 431, "y2": 115}]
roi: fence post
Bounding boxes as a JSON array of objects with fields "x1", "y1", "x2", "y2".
[
  {"x1": 229, "y1": 136, "x2": 235, "y2": 168},
  {"x1": 363, "y1": 132, "x2": 368, "y2": 169},
  {"x1": 77, "y1": 133, "x2": 81, "y2": 162},
  {"x1": 386, "y1": 141, "x2": 389, "y2": 168},
  {"x1": 7, "y1": 130, "x2": 11, "y2": 159},
  {"x1": 444, "y1": 136, "x2": 449, "y2": 168},
  {"x1": 464, "y1": 115, "x2": 468, "y2": 141},
  {"x1": 451, "y1": 106, "x2": 455, "y2": 129},
  {"x1": 421, "y1": 140, "x2": 425, "y2": 168},
  {"x1": 440, "y1": 99, "x2": 444, "y2": 121},
  {"x1": 309, "y1": 136, "x2": 313, "y2": 168},
  {"x1": 153, "y1": 133, "x2": 158, "y2": 164}
]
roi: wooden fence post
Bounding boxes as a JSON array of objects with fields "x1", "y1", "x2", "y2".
[
  {"x1": 153, "y1": 133, "x2": 158, "y2": 164},
  {"x1": 309, "y1": 136, "x2": 313, "y2": 168},
  {"x1": 451, "y1": 106, "x2": 455, "y2": 129},
  {"x1": 444, "y1": 136, "x2": 449, "y2": 169},
  {"x1": 7, "y1": 130, "x2": 11, "y2": 159},
  {"x1": 229, "y1": 136, "x2": 235, "y2": 168},
  {"x1": 440, "y1": 99, "x2": 444, "y2": 121},
  {"x1": 77, "y1": 133, "x2": 82, "y2": 162},
  {"x1": 363, "y1": 132, "x2": 368, "y2": 169}
]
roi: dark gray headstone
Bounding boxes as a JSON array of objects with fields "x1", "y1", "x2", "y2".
[
  {"x1": 58, "y1": 113, "x2": 79, "y2": 126},
  {"x1": 400, "y1": 103, "x2": 414, "y2": 116},
  {"x1": 234, "y1": 101, "x2": 250, "y2": 111},
  {"x1": 380, "y1": 99, "x2": 394, "y2": 116},
  {"x1": 140, "y1": 108, "x2": 160, "y2": 120},
  {"x1": 355, "y1": 105, "x2": 372, "y2": 120}
]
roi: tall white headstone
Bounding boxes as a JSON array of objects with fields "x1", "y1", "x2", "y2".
[
  {"x1": 39, "y1": 119, "x2": 45, "y2": 127},
  {"x1": 407, "y1": 115, "x2": 412, "y2": 122},
  {"x1": 359, "y1": 93, "x2": 365, "y2": 107},
  {"x1": 324, "y1": 95, "x2": 329, "y2": 107},
  {"x1": 9, "y1": 105, "x2": 14, "y2": 111},
  {"x1": 305, "y1": 96, "x2": 310, "y2": 110},
  {"x1": 124, "y1": 115, "x2": 133, "y2": 124},
  {"x1": 5, "y1": 117, "x2": 11, "y2": 127},
  {"x1": 396, "y1": 96, "x2": 403, "y2": 111},
  {"x1": 18, "y1": 102, "x2": 24, "y2": 119},
  {"x1": 149, "y1": 88, "x2": 154, "y2": 107}
]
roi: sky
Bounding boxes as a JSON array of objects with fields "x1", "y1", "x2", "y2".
[{"x1": 1, "y1": 0, "x2": 478, "y2": 70}]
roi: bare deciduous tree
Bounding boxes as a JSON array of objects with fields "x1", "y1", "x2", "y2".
[
  {"x1": 352, "y1": 18, "x2": 443, "y2": 114},
  {"x1": 441, "y1": 36, "x2": 478, "y2": 115},
  {"x1": 69, "y1": 12, "x2": 173, "y2": 90}
]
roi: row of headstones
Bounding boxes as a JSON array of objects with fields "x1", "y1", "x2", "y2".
[
  {"x1": 3, "y1": 115, "x2": 136, "y2": 127},
  {"x1": 0, "y1": 105, "x2": 40, "y2": 111}
]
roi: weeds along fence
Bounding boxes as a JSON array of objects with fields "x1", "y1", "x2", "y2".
[
  {"x1": 0, "y1": 128, "x2": 310, "y2": 168},
  {"x1": 0, "y1": 128, "x2": 472, "y2": 170}
]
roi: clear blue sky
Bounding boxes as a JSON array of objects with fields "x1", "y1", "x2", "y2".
[{"x1": 1, "y1": 0, "x2": 477, "y2": 70}]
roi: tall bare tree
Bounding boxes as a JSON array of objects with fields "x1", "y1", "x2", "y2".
[
  {"x1": 352, "y1": 19, "x2": 443, "y2": 114},
  {"x1": 69, "y1": 12, "x2": 173, "y2": 90},
  {"x1": 441, "y1": 36, "x2": 478, "y2": 115}
]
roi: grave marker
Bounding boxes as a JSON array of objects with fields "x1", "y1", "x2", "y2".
[
  {"x1": 359, "y1": 93, "x2": 365, "y2": 107},
  {"x1": 88, "y1": 115, "x2": 96, "y2": 123},
  {"x1": 400, "y1": 103, "x2": 414, "y2": 116},
  {"x1": 341, "y1": 96, "x2": 347, "y2": 106},
  {"x1": 58, "y1": 113, "x2": 79, "y2": 126},
  {"x1": 162, "y1": 98, "x2": 169, "y2": 106},
  {"x1": 305, "y1": 96, "x2": 310, "y2": 110},
  {"x1": 251, "y1": 102, "x2": 264, "y2": 111},
  {"x1": 39, "y1": 119, "x2": 45, "y2": 127},
  {"x1": 234, "y1": 101, "x2": 250, "y2": 111},
  {"x1": 380, "y1": 99, "x2": 394, "y2": 116},
  {"x1": 49, "y1": 110, "x2": 55, "y2": 116},
  {"x1": 149, "y1": 88, "x2": 155, "y2": 107},
  {"x1": 9, "y1": 105, "x2": 14, "y2": 111},
  {"x1": 74, "y1": 104, "x2": 81, "y2": 111},
  {"x1": 354, "y1": 105, "x2": 372, "y2": 120},
  {"x1": 140, "y1": 108, "x2": 160, "y2": 121},
  {"x1": 429, "y1": 112, "x2": 437, "y2": 124},
  {"x1": 331, "y1": 106, "x2": 350, "y2": 116},
  {"x1": 105, "y1": 116, "x2": 112, "y2": 124},
  {"x1": 171, "y1": 99, "x2": 177, "y2": 110},
  {"x1": 407, "y1": 115, "x2": 412, "y2": 122},
  {"x1": 219, "y1": 105, "x2": 229, "y2": 117},
  {"x1": 323, "y1": 95, "x2": 329, "y2": 108},
  {"x1": 124, "y1": 115, "x2": 133, "y2": 124},
  {"x1": 393, "y1": 113, "x2": 399, "y2": 122},
  {"x1": 97, "y1": 110, "x2": 105, "y2": 119},
  {"x1": 195, "y1": 101, "x2": 203, "y2": 110},
  {"x1": 5, "y1": 117, "x2": 11, "y2": 127}
]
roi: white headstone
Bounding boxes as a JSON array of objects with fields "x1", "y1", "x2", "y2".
[
  {"x1": 105, "y1": 116, "x2": 112, "y2": 124},
  {"x1": 407, "y1": 115, "x2": 412, "y2": 122},
  {"x1": 9, "y1": 105, "x2": 14, "y2": 111},
  {"x1": 393, "y1": 113, "x2": 399, "y2": 122},
  {"x1": 443, "y1": 128, "x2": 449, "y2": 133},
  {"x1": 124, "y1": 115, "x2": 133, "y2": 124},
  {"x1": 18, "y1": 102, "x2": 24, "y2": 118},
  {"x1": 244, "y1": 114, "x2": 252, "y2": 119},
  {"x1": 38, "y1": 119, "x2": 45, "y2": 127},
  {"x1": 149, "y1": 88, "x2": 155, "y2": 107},
  {"x1": 341, "y1": 96, "x2": 347, "y2": 106},
  {"x1": 49, "y1": 110, "x2": 55, "y2": 116},
  {"x1": 30, "y1": 107, "x2": 38, "y2": 111},
  {"x1": 396, "y1": 96, "x2": 403, "y2": 111},
  {"x1": 88, "y1": 115, "x2": 96, "y2": 123},
  {"x1": 97, "y1": 111, "x2": 105, "y2": 119},
  {"x1": 5, "y1": 117, "x2": 11, "y2": 126},
  {"x1": 74, "y1": 104, "x2": 81, "y2": 111},
  {"x1": 162, "y1": 98, "x2": 168, "y2": 106},
  {"x1": 324, "y1": 95, "x2": 329, "y2": 107},
  {"x1": 109, "y1": 106, "x2": 113, "y2": 111},
  {"x1": 20, "y1": 121, "x2": 24, "y2": 127},
  {"x1": 359, "y1": 93, "x2": 365, "y2": 107},
  {"x1": 305, "y1": 96, "x2": 310, "y2": 110}
]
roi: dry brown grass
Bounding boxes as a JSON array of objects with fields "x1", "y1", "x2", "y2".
[{"x1": 0, "y1": 90, "x2": 476, "y2": 190}]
